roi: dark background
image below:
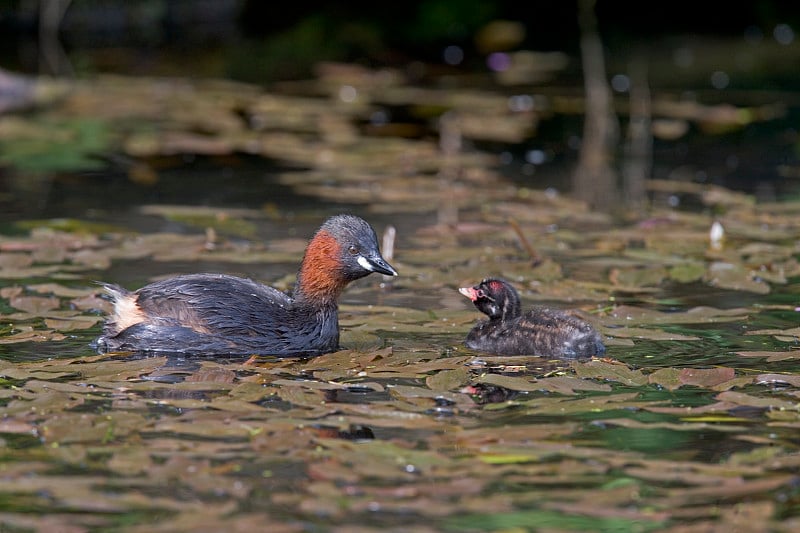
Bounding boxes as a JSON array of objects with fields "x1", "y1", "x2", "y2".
[{"x1": 1, "y1": 0, "x2": 799, "y2": 82}]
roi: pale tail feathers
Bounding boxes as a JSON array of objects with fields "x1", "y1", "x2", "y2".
[{"x1": 96, "y1": 282, "x2": 145, "y2": 335}]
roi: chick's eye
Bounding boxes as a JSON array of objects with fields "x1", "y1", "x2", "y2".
[{"x1": 348, "y1": 246, "x2": 359, "y2": 255}]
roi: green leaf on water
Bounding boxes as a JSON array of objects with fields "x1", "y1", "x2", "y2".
[
  {"x1": 0, "y1": 117, "x2": 111, "y2": 173},
  {"x1": 426, "y1": 367, "x2": 469, "y2": 391},
  {"x1": 478, "y1": 452, "x2": 540, "y2": 464},
  {"x1": 669, "y1": 262, "x2": 706, "y2": 283},
  {"x1": 648, "y1": 367, "x2": 682, "y2": 390}
]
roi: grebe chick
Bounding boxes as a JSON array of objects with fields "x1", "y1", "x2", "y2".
[
  {"x1": 459, "y1": 278, "x2": 604, "y2": 358},
  {"x1": 97, "y1": 214, "x2": 397, "y2": 356}
]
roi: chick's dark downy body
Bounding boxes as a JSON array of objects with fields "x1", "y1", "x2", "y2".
[
  {"x1": 459, "y1": 278, "x2": 604, "y2": 358},
  {"x1": 97, "y1": 215, "x2": 397, "y2": 356}
]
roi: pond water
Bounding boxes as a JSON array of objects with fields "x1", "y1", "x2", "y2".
[{"x1": 1, "y1": 37, "x2": 800, "y2": 532}]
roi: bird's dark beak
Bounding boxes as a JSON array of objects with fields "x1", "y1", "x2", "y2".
[
  {"x1": 364, "y1": 255, "x2": 398, "y2": 276},
  {"x1": 458, "y1": 287, "x2": 479, "y2": 301}
]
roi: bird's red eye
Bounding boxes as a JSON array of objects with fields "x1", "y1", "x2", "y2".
[
  {"x1": 348, "y1": 246, "x2": 359, "y2": 255},
  {"x1": 476, "y1": 289, "x2": 486, "y2": 298}
]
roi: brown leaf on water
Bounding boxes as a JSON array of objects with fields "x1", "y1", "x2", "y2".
[
  {"x1": 604, "y1": 304, "x2": 748, "y2": 326},
  {"x1": 464, "y1": 354, "x2": 567, "y2": 373},
  {"x1": 331, "y1": 403, "x2": 448, "y2": 427},
  {"x1": 0, "y1": 285, "x2": 23, "y2": 299},
  {"x1": 70, "y1": 293, "x2": 112, "y2": 312},
  {"x1": 4, "y1": 389, "x2": 83, "y2": 416},
  {"x1": 533, "y1": 375, "x2": 613, "y2": 395},
  {"x1": 743, "y1": 326, "x2": 800, "y2": 341},
  {"x1": 0, "y1": 263, "x2": 71, "y2": 279},
  {"x1": 0, "y1": 253, "x2": 32, "y2": 270},
  {"x1": 0, "y1": 362, "x2": 74, "y2": 381},
  {"x1": 604, "y1": 326, "x2": 701, "y2": 341},
  {"x1": 26, "y1": 379, "x2": 101, "y2": 395},
  {"x1": 0, "y1": 512, "x2": 105, "y2": 533},
  {"x1": 520, "y1": 392, "x2": 644, "y2": 416},
  {"x1": 0, "y1": 474, "x2": 122, "y2": 513},
  {"x1": 69, "y1": 249, "x2": 111, "y2": 270},
  {"x1": 106, "y1": 445, "x2": 153, "y2": 476},
  {"x1": 678, "y1": 367, "x2": 736, "y2": 388},
  {"x1": 8, "y1": 294, "x2": 60, "y2": 313},
  {"x1": 644, "y1": 400, "x2": 741, "y2": 417},
  {"x1": 225, "y1": 381, "x2": 275, "y2": 402},
  {"x1": 711, "y1": 376, "x2": 756, "y2": 392},
  {"x1": 476, "y1": 374, "x2": 611, "y2": 396},
  {"x1": 716, "y1": 501, "x2": 777, "y2": 532},
  {"x1": 44, "y1": 315, "x2": 102, "y2": 331},
  {"x1": 315, "y1": 438, "x2": 454, "y2": 476},
  {"x1": 277, "y1": 386, "x2": 328, "y2": 409},
  {"x1": 600, "y1": 417, "x2": 742, "y2": 433},
  {"x1": 660, "y1": 475, "x2": 795, "y2": 508},
  {"x1": 127, "y1": 510, "x2": 301, "y2": 533},
  {"x1": 366, "y1": 354, "x2": 471, "y2": 380},
  {"x1": 271, "y1": 378, "x2": 349, "y2": 391},
  {"x1": 152, "y1": 411, "x2": 262, "y2": 440},
  {"x1": 0, "y1": 418, "x2": 38, "y2": 436},
  {"x1": 738, "y1": 241, "x2": 796, "y2": 264},
  {"x1": 18, "y1": 356, "x2": 168, "y2": 382},
  {"x1": 475, "y1": 373, "x2": 541, "y2": 392},
  {"x1": 299, "y1": 348, "x2": 368, "y2": 373},
  {"x1": 736, "y1": 350, "x2": 800, "y2": 362},
  {"x1": 623, "y1": 459, "x2": 757, "y2": 487},
  {"x1": 755, "y1": 373, "x2": 800, "y2": 387},
  {"x1": 704, "y1": 261, "x2": 771, "y2": 294},
  {"x1": 387, "y1": 384, "x2": 471, "y2": 408},
  {"x1": 572, "y1": 360, "x2": 649, "y2": 386},
  {"x1": 715, "y1": 391, "x2": 798, "y2": 411},
  {"x1": 609, "y1": 265, "x2": 668, "y2": 287},
  {"x1": 40, "y1": 411, "x2": 148, "y2": 444},
  {"x1": 0, "y1": 329, "x2": 66, "y2": 344},
  {"x1": 206, "y1": 397, "x2": 267, "y2": 413},
  {"x1": 449, "y1": 423, "x2": 578, "y2": 447},
  {"x1": 185, "y1": 367, "x2": 237, "y2": 384},
  {"x1": 27, "y1": 283, "x2": 95, "y2": 298},
  {"x1": 83, "y1": 359, "x2": 172, "y2": 382}
]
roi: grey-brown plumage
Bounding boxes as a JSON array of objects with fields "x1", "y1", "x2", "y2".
[{"x1": 459, "y1": 278, "x2": 604, "y2": 359}]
